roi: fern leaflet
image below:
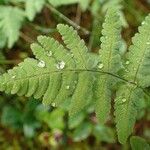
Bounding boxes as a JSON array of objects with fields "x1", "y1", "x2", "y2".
[
  {"x1": 95, "y1": 8, "x2": 122, "y2": 124},
  {"x1": 114, "y1": 14, "x2": 150, "y2": 144}
]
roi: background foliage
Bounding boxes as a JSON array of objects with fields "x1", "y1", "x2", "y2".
[{"x1": 0, "y1": 0, "x2": 150, "y2": 149}]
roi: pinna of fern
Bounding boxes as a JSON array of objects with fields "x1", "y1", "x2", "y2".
[{"x1": 0, "y1": 8, "x2": 150, "y2": 144}]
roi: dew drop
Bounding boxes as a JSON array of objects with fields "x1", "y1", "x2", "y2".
[
  {"x1": 66, "y1": 85, "x2": 70, "y2": 90},
  {"x1": 51, "y1": 103, "x2": 56, "y2": 107},
  {"x1": 38, "y1": 60, "x2": 46, "y2": 68},
  {"x1": 142, "y1": 21, "x2": 145, "y2": 25},
  {"x1": 98, "y1": 63, "x2": 104, "y2": 69},
  {"x1": 122, "y1": 98, "x2": 126, "y2": 103},
  {"x1": 56, "y1": 61, "x2": 65, "y2": 70},
  {"x1": 12, "y1": 75, "x2": 16, "y2": 79},
  {"x1": 146, "y1": 42, "x2": 150, "y2": 45},
  {"x1": 125, "y1": 61, "x2": 130, "y2": 65},
  {"x1": 71, "y1": 53, "x2": 74, "y2": 58},
  {"x1": 133, "y1": 67, "x2": 136, "y2": 71},
  {"x1": 46, "y1": 51, "x2": 52, "y2": 57}
]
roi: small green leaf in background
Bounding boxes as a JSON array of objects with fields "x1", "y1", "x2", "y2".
[
  {"x1": 93, "y1": 125, "x2": 116, "y2": 143},
  {"x1": 23, "y1": 122, "x2": 40, "y2": 138},
  {"x1": 48, "y1": 0, "x2": 79, "y2": 7},
  {"x1": 25, "y1": 0, "x2": 45, "y2": 21},
  {"x1": 78, "y1": 0, "x2": 90, "y2": 12},
  {"x1": 0, "y1": 30, "x2": 7, "y2": 48},
  {"x1": 69, "y1": 111, "x2": 85, "y2": 129},
  {"x1": 72, "y1": 122, "x2": 92, "y2": 142},
  {"x1": 48, "y1": 0, "x2": 90, "y2": 11},
  {"x1": 36, "y1": 105, "x2": 65, "y2": 130},
  {"x1": 1, "y1": 106, "x2": 22, "y2": 129},
  {"x1": 130, "y1": 136, "x2": 150, "y2": 150},
  {"x1": 0, "y1": 6, "x2": 25, "y2": 48}
]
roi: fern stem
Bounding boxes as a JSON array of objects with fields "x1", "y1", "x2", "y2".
[
  {"x1": 46, "y1": 4, "x2": 90, "y2": 35},
  {"x1": 4, "y1": 68, "x2": 135, "y2": 86},
  {"x1": 20, "y1": 32, "x2": 34, "y2": 43},
  {"x1": 75, "y1": 4, "x2": 81, "y2": 25}
]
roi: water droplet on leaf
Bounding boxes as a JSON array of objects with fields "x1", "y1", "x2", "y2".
[
  {"x1": 66, "y1": 85, "x2": 70, "y2": 90},
  {"x1": 56, "y1": 61, "x2": 65, "y2": 70},
  {"x1": 46, "y1": 51, "x2": 52, "y2": 57},
  {"x1": 122, "y1": 98, "x2": 126, "y2": 103},
  {"x1": 12, "y1": 75, "x2": 16, "y2": 79},
  {"x1": 125, "y1": 61, "x2": 130, "y2": 65},
  {"x1": 71, "y1": 53, "x2": 74, "y2": 58},
  {"x1": 146, "y1": 42, "x2": 150, "y2": 45},
  {"x1": 38, "y1": 60, "x2": 46, "y2": 68},
  {"x1": 51, "y1": 103, "x2": 56, "y2": 107},
  {"x1": 98, "y1": 63, "x2": 104, "y2": 69}
]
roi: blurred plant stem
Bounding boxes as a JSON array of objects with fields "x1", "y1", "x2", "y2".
[
  {"x1": 20, "y1": 32, "x2": 34, "y2": 43},
  {"x1": 46, "y1": 4, "x2": 90, "y2": 35},
  {"x1": 75, "y1": 4, "x2": 82, "y2": 25},
  {"x1": 62, "y1": 113, "x2": 69, "y2": 146},
  {"x1": 30, "y1": 23, "x2": 57, "y2": 34}
]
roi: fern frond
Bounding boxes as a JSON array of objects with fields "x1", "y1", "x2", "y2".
[
  {"x1": 33, "y1": 35, "x2": 77, "y2": 105},
  {"x1": 115, "y1": 85, "x2": 144, "y2": 144},
  {"x1": 57, "y1": 24, "x2": 89, "y2": 69},
  {"x1": 114, "y1": 14, "x2": 150, "y2": 144},
  {"x1": 0, "y1": 24, "x2": 97, "y2": 117},
  {"x1": 125, "y1": 14, "x2": 150, "y2": 87},
  {"x1": 95, "y1": 8, "x2": 122, "y2": 124},
  {"x1": 0, "y1": 8, "x2": 149, "y2": 145},
  {"x1": 57, "y1": 24, "x2": 96, "y2": 116}
]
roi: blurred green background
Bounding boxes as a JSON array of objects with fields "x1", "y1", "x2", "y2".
[{"x1": 0, "y1": 0, "x2": 150, "y2": 149}]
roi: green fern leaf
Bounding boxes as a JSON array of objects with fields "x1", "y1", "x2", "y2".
[
  {"x1": 0, "y1": 6, "x2": 25, "y2": 48},
  {"x1": 115, "y1": 14, "x2": 150, "y2": 144},
  {"x1": 57, "y1": 24, "x2": 89, "y2": 69},
  {"x1": 57, "y1": 24, "x2": 96, "y2": 116},
  {"x1": 0, "y1": 24, "x2": 97, "y2": 117},
  {"x1": 95, "y1": 8, "x2": 122, "y2": 124},
  {"x1": 130, "y1": 136, "x2": 150, "y2": 150},
  {"x1": 125, "y1": 14, "x2": 150, "y2": 87},
  {"x1": 0, "y1": 7, "x2": 149, "y2": 145},
  {"x1": 115, "y1": 85, "x2": 144, "y2": 144}
]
